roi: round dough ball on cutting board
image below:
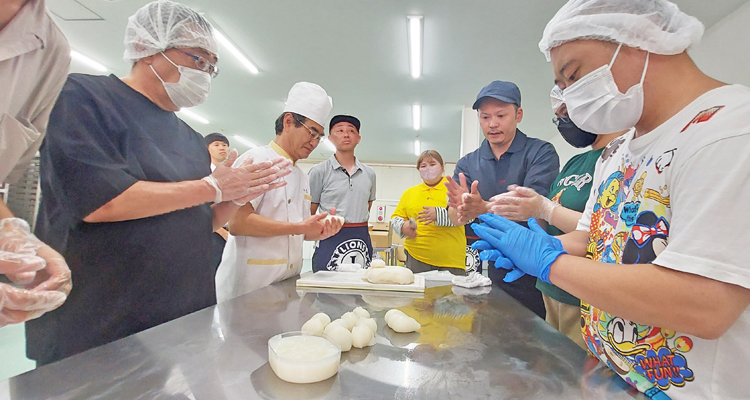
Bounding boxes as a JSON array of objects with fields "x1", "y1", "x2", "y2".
[
  {"x1": 363, "y1": 266, "x2": 414, "y2": 285},
  {"x1": 370, "y1": 259, "x2": 386, "y2": 269}
]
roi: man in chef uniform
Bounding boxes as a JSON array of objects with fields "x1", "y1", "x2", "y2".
[{"x1": 216, "y1": 82, "x2": 343, "y2": 302}]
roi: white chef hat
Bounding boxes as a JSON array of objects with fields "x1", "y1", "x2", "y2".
[
  {"x1": 539, "y1": 0, "x2": 704, "y2": 61},
  {"x1": 282, "y1": 82, "x2": 333, "y2": 127},
  {"x1": 123, "y1": 1, "x2": 219, "y2": 64}
]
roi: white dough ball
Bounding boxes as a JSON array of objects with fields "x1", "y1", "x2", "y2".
[
  {"x1": 351, "y1": 325, "x2": 375, "y2": 348},
  {"x1": 356, "y1": 318, "x2": 377, "y2": 335},
  {"x1": 352, "y1": 306, "x2": 370, "y2": 319},
  {"x1": 386, "y1": 313, "x2": 421, "y2": 333},
  {"x1": 325, "y1": 325, "x2": 353, "y2": 352},
  {"x1": 370, "y1": 259, "x2": 386, "y2": 269},
  {"x1": 311, "y1": 312, "x2": 331, "y2": 326},
  {"x1": 325, "y1": 319, "x2": 349, "y2": 334},
  {"x1": 301, "y1": 318, "x2": 325, "y2": 334},
  {"x1": 384, "y1": 309, "x2": 405, "y2": 325},
  {"x1": 341, "y1": 311, "x2": 360, "y2": 330},
  {"x1": 363, "y1": 266, "x2": 414, "y2": 285}
]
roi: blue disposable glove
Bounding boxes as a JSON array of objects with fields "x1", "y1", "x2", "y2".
[
  {"x1": 470, "y1": 214, "x2": 566, "y2": 284},
  {"x1": 471, "y1": 242, "x2": 527, "y2": 283}
]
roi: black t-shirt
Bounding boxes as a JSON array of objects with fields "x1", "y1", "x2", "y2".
[{"x1": 27, "y1": 74, "x2": 215, "y2": 365}]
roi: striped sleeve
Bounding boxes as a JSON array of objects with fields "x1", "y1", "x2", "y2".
[
  {"x1": 434, "y1": 206, "x2": 455, "y2": 227},
  {"x1": 391, "y1": 217, "x2": 407, "y2": 238}
]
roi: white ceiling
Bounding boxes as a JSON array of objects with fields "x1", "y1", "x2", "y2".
[{"x1": 50, "y1": 0, "x2": 748, "y2": 164}]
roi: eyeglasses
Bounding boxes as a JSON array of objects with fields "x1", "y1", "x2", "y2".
[
  {"x1": 294, "y1": 117, "x2": 325, "y2": 141},
  {"x1": 175, "y1": 49, "x2": 219, "y2": 78},
  {"x1": 552, "y1": 115, "x2": 571, "y2": 126}
]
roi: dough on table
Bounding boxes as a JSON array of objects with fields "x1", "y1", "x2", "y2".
[
  {"x1": 325, "y1": 325, "x2": 353, "y2": 352},
  {"x1": 301, "y1": 318, "x2": 325, "y2": 334},
  {"x1": 341, "y1": 311, "x2": 360, "y2": 330},
  {"x1": 352, "y1": 306, "x2": 370, "y2": 319},
  {"x1": 351, "y1": 325, "x2": 375, "y2": 348},
  {"x1": 369, "y1": 259, "x2": 386, "y2": 268},
  {"x1": 311, "y1": 312, "x2": 331, "y2": 326},
  {"x1": 385, "y1": 309, "x2": 421, "y2": 333},
  {"x1": 356, "y1": 318, "x2": 377, "y2": 335},
  {"x1": 363, "y1": 266, "x2": 415, "y2": 285}
]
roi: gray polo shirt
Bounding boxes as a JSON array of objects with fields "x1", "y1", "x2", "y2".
[{"x1": 309, "y1": 155, "x2": 376, "y2": 223}]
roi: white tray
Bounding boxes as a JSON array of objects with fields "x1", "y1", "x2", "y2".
[{"x1": 296, "y1": 270, "x2": 425, "y2": 293}]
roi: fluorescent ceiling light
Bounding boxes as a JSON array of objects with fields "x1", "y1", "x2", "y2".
[
  {"x1": 177, "y1": 109, "x2": 209, "y2": 124},
  {"x1": 233, "y1": 134, "x2": 257, "y2": 148},
  {"x1": 408, "y1": 16, "x2": 423, "y2": 79},
  {"x1": 414, "y1": 139, "x2": 421, "y2": 156},
  {"x1": 412, "y1": 104, "x2": 421, "y2": 131},
  {"x1": 214, "y1": 30, "x2": 259, "y2": 74},
  {"x1": 70, "y1": 50, "x2": 107, "y2": 72},
  {"x1": 322, "y1": 137, "x2": 336, "y2": 152}
]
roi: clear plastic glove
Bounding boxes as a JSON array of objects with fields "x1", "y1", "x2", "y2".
[
  {"x1": 470, "y1": 214, "x2": 567, "y2": 284},
  {"x1": 0, "y1": 218, "x2": 72, "y2": 294},
  {"x1": 0, "y1": 282, "x2": 67, "y2": 327},
  {"x1": 488, "y1": 185, "x2": 559, "y2": 223},
  {"x1": 202, "y1": 150, "x2": 292, "y2": 203}
]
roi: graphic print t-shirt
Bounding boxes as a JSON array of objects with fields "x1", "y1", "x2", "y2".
[{"x1": 576, "y1": 85, "x2": 750, "y2": 400}]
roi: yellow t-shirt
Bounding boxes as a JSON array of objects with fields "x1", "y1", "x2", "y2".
[{"x1": 392, "y1": 177, "x2": 466, "y2": 269}]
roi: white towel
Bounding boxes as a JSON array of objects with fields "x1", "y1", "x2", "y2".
[{"x1": 452, "y1": 272, "x2": 492, "y2": 288}]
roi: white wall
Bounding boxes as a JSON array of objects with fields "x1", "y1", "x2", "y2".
[{"x1": 690, "y1": 1, "x2": 750, "y2": 87}]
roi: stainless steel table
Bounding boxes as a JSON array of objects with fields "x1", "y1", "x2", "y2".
[{"x1": 0, "y1": 277, "x2": 645, "y2": 400}]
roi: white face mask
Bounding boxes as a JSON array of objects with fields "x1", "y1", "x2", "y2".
[
  {"x1": 151, "y1": 52, "x2": 211, "y2": 109},
  {"x1": 563, "y1": 43, "x2": 649, "y2": 134},
  {"x1": 419, "y1": 165, "x2": 443, "y2": 182}
]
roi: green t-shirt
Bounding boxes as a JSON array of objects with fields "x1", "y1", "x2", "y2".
[{"x1": 536, "y1": 147, "x2": 604, "y2": 306}]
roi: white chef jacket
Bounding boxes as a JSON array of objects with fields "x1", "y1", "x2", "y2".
[
  {"x1": 215, "y1": 141, "x2": 311, "y2": 303},
  {"x1": 0, "y1": 0, "x2": 70, "y2": 184}
]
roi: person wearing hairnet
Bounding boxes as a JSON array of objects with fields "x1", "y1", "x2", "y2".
[
  {"x1": 486, "y1": 89, "x2": 625, "y2": 349},
  {"x1": 472, "y1": 0, "x2": 750, "y2": 398},
  {"x1": 26, "y1": 1, "x2": 292, "y2": 366},
  {"x1": 216, "y1": 82, "x2": 343, "y2": 302},
  {"x1": 0, "y1": 0, "x2": 72, "y2": 327}
]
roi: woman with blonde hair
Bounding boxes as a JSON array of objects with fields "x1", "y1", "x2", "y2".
[{"x1": 391, "y1": 150, "x2": 466, "y2": 275}]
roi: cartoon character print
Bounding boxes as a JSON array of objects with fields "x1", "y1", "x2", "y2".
[
  {"x1": 582, "y1": 145, "x2": 693, "y2": 396},
  {"x1": 588, "y1": 166, "x2": 634, "y2": 263},
  {"x1": 550, "y1": 188, "x2": 565, "y2": 205},
  {"x1": 655, "y1": 149, "x2": 676, "y2": 174},
  {"x1": 680, "y1": 105, "x2": 724, "y2": 132},
  {"x1": 622, "y1": 211, "x2": 669, "y2": 264}
]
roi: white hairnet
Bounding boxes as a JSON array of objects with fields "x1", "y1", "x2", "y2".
[
  {"x1": 539, "y1": 0, "x2": 704, "y2": 61},
  {"x1": 123, "y1": 1, "x2": 219, "y2": 64}
]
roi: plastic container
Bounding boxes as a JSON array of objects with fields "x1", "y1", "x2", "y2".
[{"x1": 268, "y1": 331, "x2": 341, "y2": 384}]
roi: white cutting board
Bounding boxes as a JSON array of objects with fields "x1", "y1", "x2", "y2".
[{"x1": 296, "y1": 270, "x2": 425, "y2": 293}]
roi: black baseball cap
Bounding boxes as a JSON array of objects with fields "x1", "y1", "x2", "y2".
[
  {"x1": 472, "y1": 80, "x2": 522, "y2": 109},
  {"x1": 329, "y1": 115, "x2": 360, "y2": 132},
  {"x1": 204, "y1": 132, "x2": 229, "y2": 147}
]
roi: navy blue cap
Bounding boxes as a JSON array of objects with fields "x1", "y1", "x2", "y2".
[
  {"x1": 472, "y1": 80, "x2": 521, "y2": 109},
  {"x1": 329, "y1": 115, "x2": 361, "y2": 132}
]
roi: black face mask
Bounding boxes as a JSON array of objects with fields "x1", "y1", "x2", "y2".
[{"x1": 555, "y1": 117, "x2": 597, "y2": 148}]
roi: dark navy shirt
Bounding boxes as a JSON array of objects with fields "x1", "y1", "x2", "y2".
[
  {"x1": 28, "y1": 74, "x2": 216, "y2": 365},
  {"x1": 453, "y1": 130, "x2": 559, "y2": 238}
]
